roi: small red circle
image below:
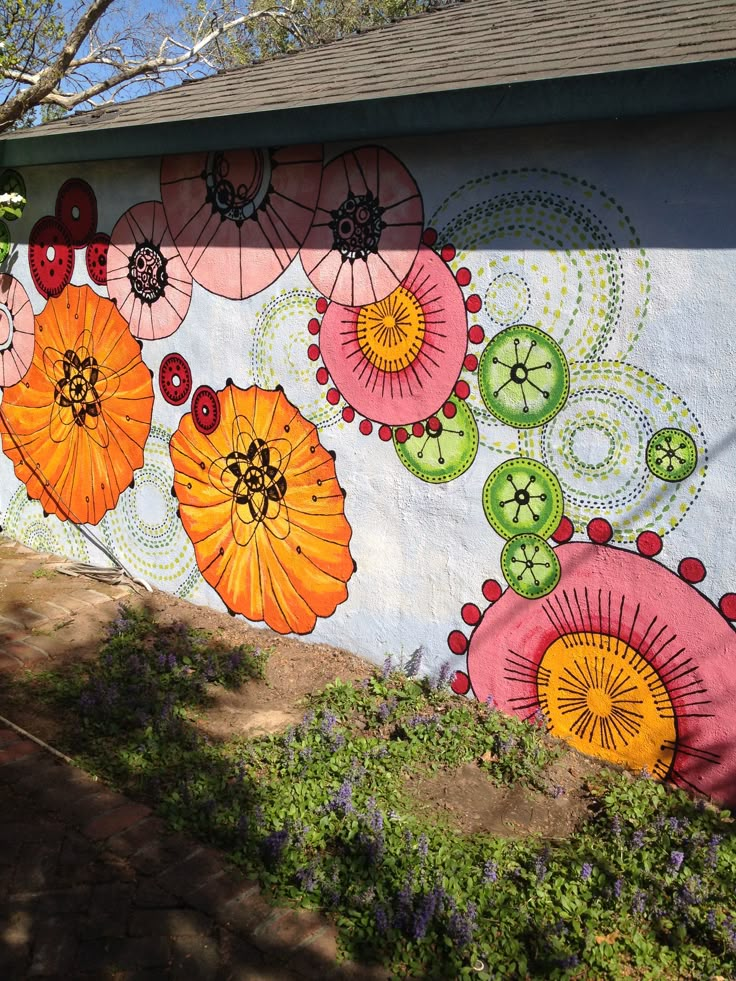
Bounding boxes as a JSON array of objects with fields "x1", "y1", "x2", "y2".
[
  {"x1": 342, "y1": 406, "x2": 355, "y2": 423},
  {"x1": 308, "y1": 318, "x2": 321, "y2": 335},
  {"x1": 427, "y1": 416, "x2": 441, "y2": 433},
  {"x1": 719, "y1": 593, "x2": 736, "y2": 620},
  {"x1": 315, "y1": 297, "x2": 328, "y2": 314},
  {"x1": 461, "y1": 603, "x2": 481, "y2": 626},
  {"x1": 191, "y1": 385, "x2": 220, "y2": 435},
  {"x1": 422, "y1": 228, "x2": 438, "y2": 247},
  {"x1": 316, "y1": 367, "x2": 329, "y2": 385},
  {"x1": 451, "y1": 670, "x2": 471, "y2": 695},
  {"x1": 442, "y1": 401, "x2": 457, "y2": 419},
  {"x1": 412, "y1": 422, "x2": 425, "y2": 437},
  {"x1": 56, "y1": 178, "x2": 97, "y2": 247},
  {"x1": 468, "y1": 325, "x2": 485, "y2": 345},
  {"x1": 158, "y1": 353, "x2": 192, "y2": 406},
  {"x1": 679, "y1": 557, "x2": 706, "y2": 584},
  {"x1": 455, "y1": 380, "x2": 470, "y2": 400},
  {"x1": 456, "y1": 267, "x2": 471, "y2": 287},
  {"x1": 441, "y1": 245, "x2": 456, "y2": 262},
  {"x1": 307, "y1": 344, "x2": 320, "y2": 361},
  {"x1": 447, "y1": 630, "x2": 468, "y2": 655},
  {"x1": 587, "y1": 518, "x2": 613, "y2": 544},
  {"x1": 552, "y1": 516, "x2": 574, "y2": 544},
  {"x1": 359, "y1": 419, "x2": 373, "y2": 436},
  {"x1": 29, "y1": 216, "x2": 74, "y2": 298},
  {"x1": 378, "y1": 425, "x2": 392, "y2": 442},
  {"x1": 636, "y1": 531, "x2": 663, "y2": 558},
  {"x1": 395, "y1": 427, "x2": 408, "y2": 444},
  {"x1": 464, "y1": 354, "x2": 478, "y2": 372},
  {"x1": 326, "y1": 388, "x2": 340, "y2": 405},
  {"x1": 482, "y1": 579, "x2": 503, "y2": 603},
  {"x1": 466, "y1": 294, "x2": 482, "y2": 314},
  {"x1": 85, "y1": 233, "x2": 110, "y2": 287}
]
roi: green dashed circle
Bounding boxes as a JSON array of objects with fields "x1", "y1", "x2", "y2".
[
  {"x1": 478, "y1": 324, "x2": 569, "y2": 428},
  {"x1": 0, "y1": 221, "x2": 9, "y2": 264},
  {"x1": 646, "y1": 428, "x2": 698, "y2": 482},
  {"x1": 485, "y1": 272, "x2": 530, "y2": 325},
  {"x1": 0, "y1": 170, "x2": 26, "y2": 221},
  {"x1": 483, "y1": 458, "x2": 563, "y2": 540},
  {"x1": 501, "y1": 533, "x2": 561, "y2": 599},
  {"x1": 393, "y1": 397, "x2": 478, "y2": 483}
]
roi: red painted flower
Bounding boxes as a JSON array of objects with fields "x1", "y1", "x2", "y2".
[
  {"x1": 465, "y1": 541, "x2": 736, "y2": 807},
  {"x1": 160, "y1": 147, "x2": 322, "y2": 300},
  {"x1": 106, "y1": 202, "x2": 193, "y2": 340},
  {"x1": 301, "y1": 146, "x2": 423, "y2": 307},
  {"x1": 317, "y1": 246, "x2": 467, "y2": 425}
]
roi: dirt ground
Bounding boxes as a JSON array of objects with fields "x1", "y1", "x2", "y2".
[{"x1": 0, "y1": 536, "x2": 605, "y2": 841}]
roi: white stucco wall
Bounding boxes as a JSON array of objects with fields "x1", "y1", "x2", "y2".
[{"x1": 2, "y1": 111, "x2": 735, "y2": 803}]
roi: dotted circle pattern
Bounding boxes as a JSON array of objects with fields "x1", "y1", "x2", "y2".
[
  {"x1": 2, "y1": 486, "x2": 89, "y2": 561},
  {"x1": 252, "y1": 290, "x2": 342, "y2": 428},
  {"x1": 98, "y1": 423, "x2": 200, "y2": 597},
  {"x1": 519, "y1": 361, "x2": 707, "y2": 541},
  {"x1": 431, "y1": 169, "x2": 651, "y2": 364}
]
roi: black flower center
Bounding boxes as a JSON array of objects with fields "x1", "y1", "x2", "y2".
[
  {"x1": 330, "y1": 191, "x2": 384, "y2": 262},
  {"x1": 204, "y1": 150, "x2": 271, "y2": 226},
  {"x1": 128, "y1": 241, "x2": 168, "y2": 304},
  {"x1": 226, "y1": 439, "x2": 287, "y2": 524},
  {"x1": 54, "y1": 349, "x2": 102, "y2": 428}
]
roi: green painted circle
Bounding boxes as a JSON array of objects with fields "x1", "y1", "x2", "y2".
[
  {"x1": 501, "y1": 533, "x2": 561, "y2": 599},
  {"x1": 646, "y1": 428, "x2": 698, "y2": 482},
  {"x1": 0, "y1": 170, "x2": 26, "y2": 222},
  {"x1": 0, "y1": 221, "x2": 9, "y2": 264},
  {"x1": 478, "y1": 325, "x2": 569, "y2": 429},
  {"x1": 393, "y1": 396, "x2": 478, "y2": 483},
  {"x1": 483, "y1": 458, "x2": 563, "y2": 540}
]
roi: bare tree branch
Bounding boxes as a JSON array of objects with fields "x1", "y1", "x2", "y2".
[
  {"x1": 0, "y1": 0, "x2": 117, "y2": 130},
  {"x1": 0, "y1": 3, "x2": 304, "y2": 127}
]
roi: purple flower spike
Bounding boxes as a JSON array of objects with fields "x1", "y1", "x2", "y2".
[
  {"x1": 580, "y1": 862, "x2": 593, "y2": 881},
  {"x1": 669, "y1": 850, "x2": 685, "y2": 873},
  {"x1": 483, "y1": 859, "x2": 498, "y2": 883}
]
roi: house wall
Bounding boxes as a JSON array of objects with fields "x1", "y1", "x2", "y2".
[{"x1": 1, "y1": 111, "x2": 735, "y2": 806}]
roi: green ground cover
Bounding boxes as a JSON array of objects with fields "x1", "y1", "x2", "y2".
[{"x1": 17, "y1": 605, "x2": 736, "y2": 980}]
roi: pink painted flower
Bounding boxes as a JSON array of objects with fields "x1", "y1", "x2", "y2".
[
  {"x1": 0, "y1": 274, "x2": 34, "y2": 387},
  {"x1": 318, "y1": 246, "x2": 467, "y2": 426},
  {"x1": 160, "y1": 146, "x2": 322, "y2": 300},
  {"x1": 106, "y1": 201, "x2": 192, "y2": 340},
  {"x1": 301, "y1": 146, "x2": 423, "y2": 307},
  {"x1": 466, "y1": 541, "x2": 736, "y2": 808}
]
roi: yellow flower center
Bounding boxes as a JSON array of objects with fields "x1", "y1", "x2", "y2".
[
  {"x1": 356, "y1": 286, "x2": 425, "y2": 372},
  {"x1": 538, "y1": 632, "x2": 676, "y2": 776}
]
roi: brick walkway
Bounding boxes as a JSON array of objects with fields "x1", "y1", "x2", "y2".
[
  {"x1": 0, "y1": 540, "x2": 387, "y2": 980},
  {"x1": 0, "y1": 726, "x2": 390, "y2": 980}
]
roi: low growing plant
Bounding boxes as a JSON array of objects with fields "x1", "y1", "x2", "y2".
[{"x1": 17, "y1": 643, "x2": 736, "y2": 980}]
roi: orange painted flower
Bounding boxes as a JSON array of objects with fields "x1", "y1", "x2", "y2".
[
  {"x1": 170, "y1": 383, "x2": 354, "y2": 634},
  {"x1": 0, "y1": 284, "x2": 154, "y2": 524}
]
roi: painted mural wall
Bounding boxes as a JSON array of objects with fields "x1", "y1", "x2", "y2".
[{"x1": 1, "y1": 115, "x2": 735, "y2": 807}]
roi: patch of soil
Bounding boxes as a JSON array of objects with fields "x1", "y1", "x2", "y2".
[
  {"x1": 1, "y1": 538, "x2": 618, "y2": 841},
  {"x1": 404, "y1": 750, "x2": 602, "y2": 838},
  {"x1": 0, "y1": 539, "x2": 370, "y2": 746}
]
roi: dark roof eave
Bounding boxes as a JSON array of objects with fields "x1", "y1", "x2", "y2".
[{"x1": 3, "y1": 57, "x2": 736, "y2": 168}]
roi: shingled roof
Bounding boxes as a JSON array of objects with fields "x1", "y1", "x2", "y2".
[{"x1": 3, "y1": 0, "x2": 736, "y2": 166}]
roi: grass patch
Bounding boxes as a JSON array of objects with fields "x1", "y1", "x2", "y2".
[{"x1": 14, "y1": 606, "x2": 736, "y2": 980}]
